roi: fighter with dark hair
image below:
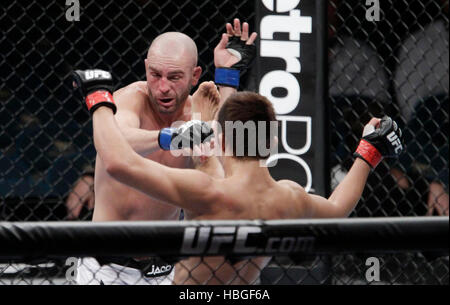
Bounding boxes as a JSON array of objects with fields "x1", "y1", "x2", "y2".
[{"x1": 74, "y1": 71, "x2": 403, "y2": 284}]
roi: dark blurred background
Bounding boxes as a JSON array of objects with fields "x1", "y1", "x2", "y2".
[{"x1": 0, "y1": 0, "x2": 448, "y2": 221}]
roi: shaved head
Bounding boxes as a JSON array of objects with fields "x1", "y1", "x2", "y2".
[
  {"x1": 144, "y1": 32, "x2": 202, "y2": 116},
  {"x1": 147, "y1": 32, "x2": 198, "y2": 68}
]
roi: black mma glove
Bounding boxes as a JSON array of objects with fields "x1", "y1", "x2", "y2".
[
  {"x1": 354, "y1": 116, "x2": 403, "y2": 168},
  {"x1": 215, "y1": 37, "x2": 257, "y2": 88},
  {"x1": 73, "y1": 69, "x2": 116, "y2": 114},
  {"x1": 158, "y1": 120, "x2": 214, "y2": 151},
  {"x1": 226, "y1": 36, "x2": 257, "y2": 72}
]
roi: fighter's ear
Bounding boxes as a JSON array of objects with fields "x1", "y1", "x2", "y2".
[{"x1": 192, "y1": 66, "x2": 202, "y2": 86}]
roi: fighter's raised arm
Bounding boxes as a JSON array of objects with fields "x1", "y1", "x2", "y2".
[
  {"x1": 214, "y1": 18, "x2": 257, "y2": 105},
  {"x1": 188, "y1": 18, "x2": 259, "y2": 179},
  {"x1": 298, "y1": 117, "x2": 403, "y2": 218}
]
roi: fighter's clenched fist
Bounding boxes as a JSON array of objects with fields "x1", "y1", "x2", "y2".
[
  {"x1": 354, "y1": 116, "x2": 403, "y2": 168},
  {"x1": 73, "y1": 69, "x2": 116, "y2": 114}
]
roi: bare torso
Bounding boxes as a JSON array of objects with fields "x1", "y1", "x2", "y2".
[
  {"x1": 93, "y1": 81, "x2": 306, "y2": 284},
  {"x1": 93, "y1": 81, "x2": 192, "y2": 222},
  {"x1": 176, "y1": 172, "x2": 306, "y2": 284}
]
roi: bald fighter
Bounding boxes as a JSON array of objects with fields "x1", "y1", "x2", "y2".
[
  {"x1": 72, "y1": 20, "x2": 258, "y2": 285},
  {"x1": 67, "y1": 19, "x2": 257, "y2": 220},
  {"x1": 77, "y1": 73, "x2": 403, "y2": 284}
]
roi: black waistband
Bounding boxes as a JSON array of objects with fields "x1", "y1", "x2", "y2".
[{"x1": 95, "y1": 256, "x2": 175, "y2": 278}]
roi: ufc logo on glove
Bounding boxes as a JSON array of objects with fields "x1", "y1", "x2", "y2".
[
  {"x1": 84, "y1": 70, "x2": 112, "y2": 80},
  {"x1": 387, "y1": 132, "x2": 403, "y2": 154}
]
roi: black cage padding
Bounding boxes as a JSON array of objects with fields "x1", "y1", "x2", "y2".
[{"x1": 0, "y1": 217, "x2": 447, "y2": 259}]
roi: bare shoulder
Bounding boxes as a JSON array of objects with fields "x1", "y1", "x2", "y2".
[
  {"x1": 277, "y1": 179, "x2": 309, "y2": 217},
  {"x1": 277, "y1": 180, "x2": 308, "y2": 202},
  {"x1": 278, "y1": 179, "x2": 305, "y2": 194},
  {"x1": 113, "y1": 81, "x2": 148, "y2": 110}
]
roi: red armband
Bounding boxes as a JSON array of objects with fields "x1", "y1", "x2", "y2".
[
  {"x1": 354, "y1": 139, "x2": 382, "y2": 168},
  {"x1": 85, "y1": 90, "x2": 117, "y2": 114}
]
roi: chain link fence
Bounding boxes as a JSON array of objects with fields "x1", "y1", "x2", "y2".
[
  {"x1": 1, "y1": 1, "x2": 448, "y2": 219},
  {"x1": 0, "y1": 218, "x2": 448, "y2": 285},
  {"x1": 1, "y1": 253, "x2": 448, "y2": 285},
  {"x1": 0, "y1": 0, "x2": 448, "y2": 285},
  {"x1": 329, "y1": 0, "x2": 449, "y2": 217},
  {"x1": 1, "y1": 0, "x2": 256, "y2": 221}
]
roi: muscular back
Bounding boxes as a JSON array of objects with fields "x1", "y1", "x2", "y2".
[
  {"x1": 175, "y1": 174, "x2": 307, "y2": 284},
  {"x1": 93, "y1": 81, "x2": 191, "y2": 221}
]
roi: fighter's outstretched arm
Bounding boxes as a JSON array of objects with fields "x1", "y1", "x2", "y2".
[
  {"x1": 300, "y1": 117, "x2": 403, "y2": 218},
  {"x1": 300, "y1": 158, "x2": 371, "y2": 218},
  {"x1": 92, "y1": 107, "x2": 220, "y2": 213}
]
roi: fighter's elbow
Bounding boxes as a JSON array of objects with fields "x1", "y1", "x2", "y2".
[
  {"x1": 307, "y1": 198, "x2": 348, "y2": 218},
  {"x1": 326, "y1": 200, "x2": 354, "y2": 218}
]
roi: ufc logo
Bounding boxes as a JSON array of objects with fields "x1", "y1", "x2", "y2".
[
  {"x1": 181, "y1": 226, "x2": 262, "y2": 255},
  {"x1": 387, "y1": 131, "x2": 402, "y2": 154},
  {"x1": 85, "y1": 70, "x2": 111, "y2": 80}
]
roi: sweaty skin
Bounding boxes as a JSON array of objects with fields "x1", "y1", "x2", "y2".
[{"x1": 93, "y1": 32, "x2": 201, "y2": 222}]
